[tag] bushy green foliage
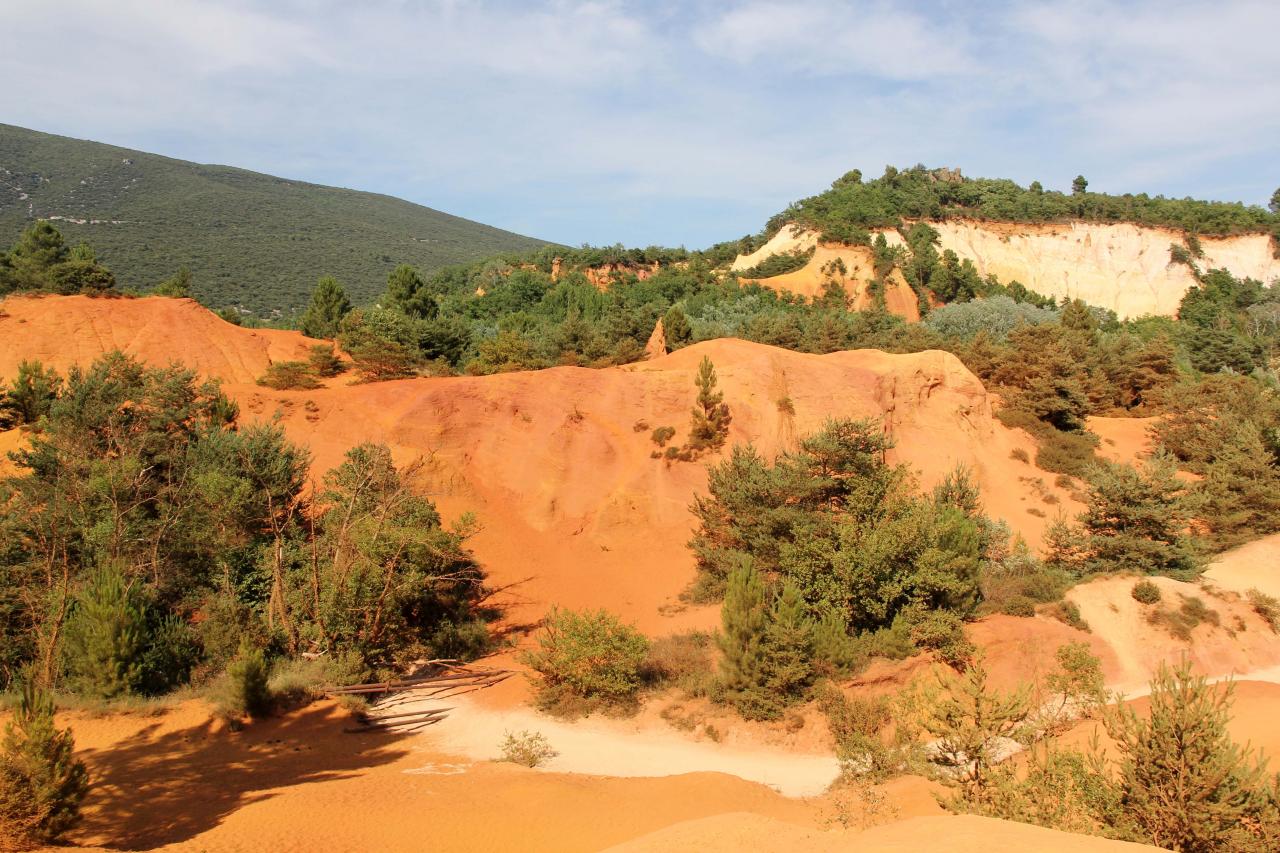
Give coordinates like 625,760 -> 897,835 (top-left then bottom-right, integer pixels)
521,608 -> 649,713
921,658 -> 1031,803
0,352 -> 493,697
692,420 -> 984,634
772,164 -> 1277,245
0,124 -> 544,315
61,565 -> 149,699
1131,579 -> 1162,604
1048,455 -> 1201,577
256,361 -> 322,390
1106,663 -> 1280,850
2,360 -> 62,426
299,276 -> 352,339
306,344 -> 345,377
942,660 -> 1280,849
288,444 -> 490,671
0,220 -> 115,296
1195,423 -> 1280,550
152,266 -> 192,298
217,642 -> 271,720
736,247 -> 815,278
0,682 -> 89,847
661,306 -> 692,350
498,730 -> 557,767
679,356 -> 731,457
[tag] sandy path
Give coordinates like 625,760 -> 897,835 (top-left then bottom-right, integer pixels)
406,695 -> 841,797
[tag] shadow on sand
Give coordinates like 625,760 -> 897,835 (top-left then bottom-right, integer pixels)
72,702 -> 414,850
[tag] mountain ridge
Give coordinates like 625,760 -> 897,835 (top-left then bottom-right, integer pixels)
0,123 -> 548,315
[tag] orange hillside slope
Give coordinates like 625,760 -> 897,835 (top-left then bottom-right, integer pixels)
0,296 -> 1075,632
732,227 -> 920,321
0,295 -> 323,384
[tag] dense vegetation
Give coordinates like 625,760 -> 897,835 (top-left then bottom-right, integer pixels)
0,123 -> 544,316
771,164 -> 1280,247
0,352 -> 495,698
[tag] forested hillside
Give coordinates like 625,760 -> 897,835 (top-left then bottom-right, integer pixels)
0,124 -> 546,316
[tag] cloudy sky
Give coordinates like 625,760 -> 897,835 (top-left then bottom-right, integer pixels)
3,0 -> 1277,247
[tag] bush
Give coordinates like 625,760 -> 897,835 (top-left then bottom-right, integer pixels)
1131,580 -> 1161,605
257,361 -> 321,390
498,730 -> 557,768
521,608 -> 649,714
306,344 -> 345,377
908,611 -> 975,669
1044,600 -> 1090,633
640,632 -> 715,696
817,683 -> 909,781
216,643 -> 271,720
1247,588 -> 1280,632
650,425 -> 676,447
977,545 -> 1070,617
1033,429 -> 1100,478
0,682 -> 90,847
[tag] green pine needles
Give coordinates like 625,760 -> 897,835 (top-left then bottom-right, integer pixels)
0,682 -> 90,847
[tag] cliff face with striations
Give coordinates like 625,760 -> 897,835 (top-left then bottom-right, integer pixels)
738,222 -> 1280,319
882,221 -> 1280,318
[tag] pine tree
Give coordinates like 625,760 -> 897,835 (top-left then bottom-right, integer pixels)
686,356 -> 731,453
4,360 -> 61,425
299,276 -> 352,339
62,566 -> 148,699
716,563 -> 773,718
0,681 -> 90,846
153,266 -> 192,298
922,657 -> 1031,805
763,580 -> 815,700
1198,423 -> 1280,550
1079,454 -> 1200,576
662,306 -> 692,350
1105,661 -> 1280,851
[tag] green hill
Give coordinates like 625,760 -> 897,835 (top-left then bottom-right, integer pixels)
0,124 -> 547,317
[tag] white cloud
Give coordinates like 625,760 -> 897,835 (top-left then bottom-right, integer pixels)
0,0 -> 1274,246
694,1 -> 974,80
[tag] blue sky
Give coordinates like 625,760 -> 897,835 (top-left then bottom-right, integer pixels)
3,0 -> 1277,248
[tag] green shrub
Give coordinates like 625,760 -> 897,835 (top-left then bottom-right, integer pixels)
640,631 -> 715,696
1033,429 -> 1100,478
977,546 -> 1070,617
498,730 -> 557,768
737,247 -> 815,278
817,682 -> 909,781
908,610 -> 975,669
0,682 -> 90,847
650,425 -> 676,447
257,361 -> 321,390
1001,597 -> 1037,618
521,608 -> 649,713
1044,600 -> 1090,633
137,613 -> 201,695
1246,588 -> 1280,632
1131,580 -> 1161,605
61,565 -> 148,699
216,643 -> 271,720
306,344 -> 345,377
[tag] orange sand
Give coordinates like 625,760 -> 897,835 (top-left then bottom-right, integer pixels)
0,295 -> 1077,636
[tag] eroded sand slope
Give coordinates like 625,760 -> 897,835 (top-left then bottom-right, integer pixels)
736,222 -> 1280,319
0,295 -> 1074,632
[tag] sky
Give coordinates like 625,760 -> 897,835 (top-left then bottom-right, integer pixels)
2,0 -> 1277,248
